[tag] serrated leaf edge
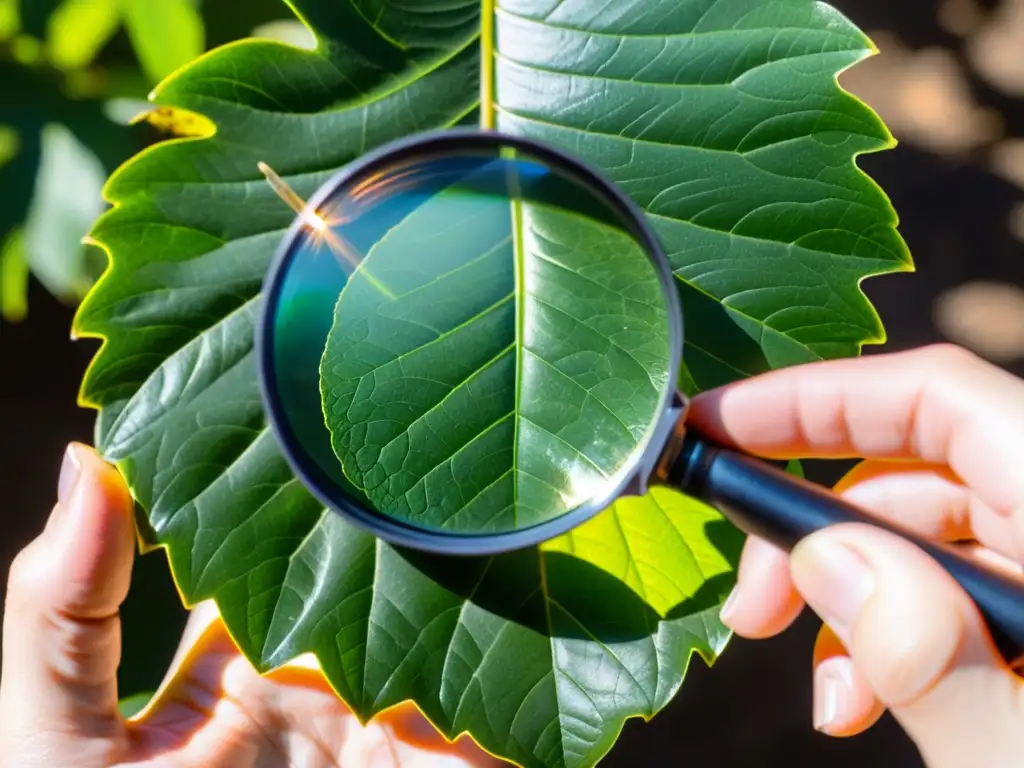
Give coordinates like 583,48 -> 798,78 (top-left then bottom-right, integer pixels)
70,4 -> 913,766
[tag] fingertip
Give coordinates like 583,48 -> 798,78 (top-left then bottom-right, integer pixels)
793,524 -> 972,708
812,625 -> 886,737
53,445 -> 136,620
720,537 -> 804,638
688,374 -> 804,458
76,444 -> 133,514
48,444 -> 132,535
687,387 -> 732,444
688,383 -> 776,451
0,445 -> 135,730
812,655 -> 886,738
796,525 -> 1024,763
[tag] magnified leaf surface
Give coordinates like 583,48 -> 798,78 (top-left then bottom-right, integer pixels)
320,186 -> 673,532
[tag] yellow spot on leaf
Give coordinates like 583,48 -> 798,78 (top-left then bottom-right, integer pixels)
135,106 -> 215,138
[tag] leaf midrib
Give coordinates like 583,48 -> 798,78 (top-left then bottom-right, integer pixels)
510,191 -> 525,529
480,0 -> 496,129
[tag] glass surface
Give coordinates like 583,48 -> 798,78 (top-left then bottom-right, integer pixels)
265,142 -> 674,536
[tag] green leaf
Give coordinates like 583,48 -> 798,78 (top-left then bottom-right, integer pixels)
321,191 -> 673,531
23,123 -> 108,302
491,0 -> 911,382
0,123 -> 17,164
0,0 -> 17,41
0,105 -> 42,264
47,0 -> 122,71
76,1 -> 911,766
123,0 -> 204,84
0,228 -> 28,322
117,691 -> 155,719
0,64 -> 147,318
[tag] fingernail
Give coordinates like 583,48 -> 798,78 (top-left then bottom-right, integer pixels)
791,536 -> 874,644
58,443 -> 84,509
719,586 -> 740,627
813,657 -> 854,732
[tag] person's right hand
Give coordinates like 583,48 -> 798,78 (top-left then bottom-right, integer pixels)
688,344 -> 1024,768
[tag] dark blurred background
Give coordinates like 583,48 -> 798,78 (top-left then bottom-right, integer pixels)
2,0 -> 1023,765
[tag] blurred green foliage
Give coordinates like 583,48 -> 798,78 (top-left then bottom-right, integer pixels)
0,0 -> 296,704
0,0 -> 295,322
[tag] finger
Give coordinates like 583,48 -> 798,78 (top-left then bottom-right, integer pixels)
131,601 -> 227,725
834,460 -> 974,540
136,601 -> 500,767
688,344 -> 1024,521
131,602 -> 262,763
720,537 -> 803,639
723,456 -> 1002,639
791,523 -> 1024,768
834,459 -> 1024,564
811,624 -> 885,737
0,444 -> 135,737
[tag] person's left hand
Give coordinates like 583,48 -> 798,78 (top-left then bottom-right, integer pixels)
0,443 -> 501,768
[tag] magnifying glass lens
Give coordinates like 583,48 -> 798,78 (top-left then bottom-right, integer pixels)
264,137 -> 675,541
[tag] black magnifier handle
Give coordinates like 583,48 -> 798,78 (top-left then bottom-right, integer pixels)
665,432 -> 1024,672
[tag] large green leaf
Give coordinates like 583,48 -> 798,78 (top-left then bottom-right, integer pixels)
76,1 -> 910,766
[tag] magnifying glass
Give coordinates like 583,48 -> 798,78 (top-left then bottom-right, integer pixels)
257,129 -> 1024,668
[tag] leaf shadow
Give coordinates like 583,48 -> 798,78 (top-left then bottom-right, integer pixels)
396,515 -> 744,643
665,517 -> 743,620
677,279 -> 773,391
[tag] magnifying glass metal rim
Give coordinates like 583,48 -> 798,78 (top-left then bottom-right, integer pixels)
257,127 -> 686,555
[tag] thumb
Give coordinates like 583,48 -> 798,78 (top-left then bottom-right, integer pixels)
1,444 -> 135,742
791,524 -> 1024,768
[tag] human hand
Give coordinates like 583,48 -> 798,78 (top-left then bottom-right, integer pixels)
688,344 -> 1024,767
0,444 -> 502,768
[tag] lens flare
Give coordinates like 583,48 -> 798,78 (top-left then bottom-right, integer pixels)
259,162 -> 395,299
